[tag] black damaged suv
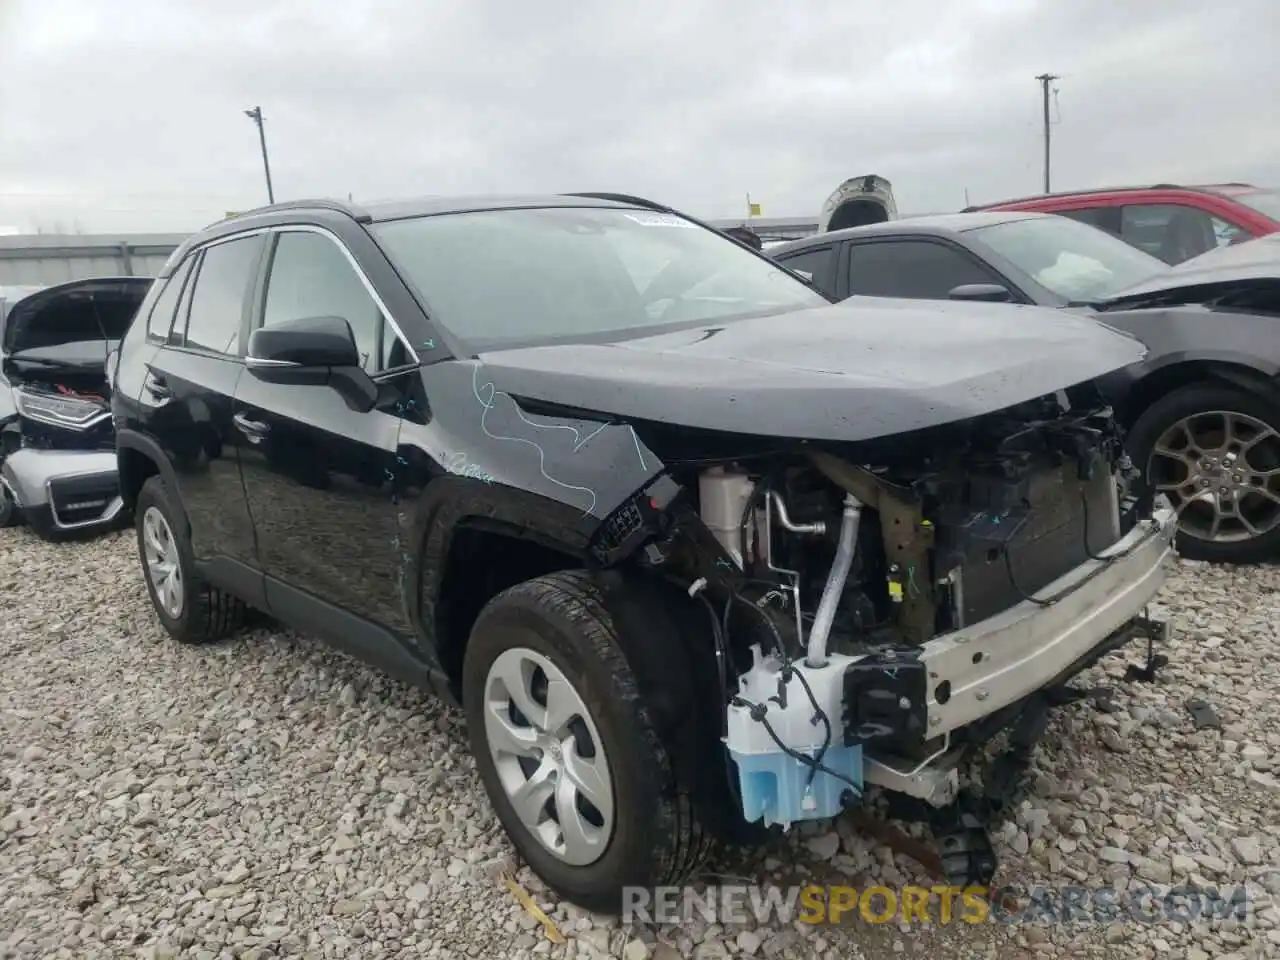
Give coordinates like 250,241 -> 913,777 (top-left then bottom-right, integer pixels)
111,194 -> 1175,909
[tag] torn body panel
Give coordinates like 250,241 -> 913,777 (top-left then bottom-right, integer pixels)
667,386 -> 1173,867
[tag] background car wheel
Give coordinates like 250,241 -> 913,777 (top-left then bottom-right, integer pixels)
1128,382 -> 1280,563
462,570 -> 713,911
0,481 -> 21,528
135,476 -> 245,644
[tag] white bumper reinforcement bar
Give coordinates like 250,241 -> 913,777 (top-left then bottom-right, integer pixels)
919,500 -> 1178,738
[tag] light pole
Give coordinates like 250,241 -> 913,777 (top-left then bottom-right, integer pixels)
243,106 -> 276,204
1035,74 -> 1059,194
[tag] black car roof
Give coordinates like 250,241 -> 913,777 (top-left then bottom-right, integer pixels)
162,193 -> 658,276
769,210 -> 1050,255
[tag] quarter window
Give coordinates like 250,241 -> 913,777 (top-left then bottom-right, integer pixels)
147,257 -> 195,340
182,236 -> 262,354
261,231 -> 406,374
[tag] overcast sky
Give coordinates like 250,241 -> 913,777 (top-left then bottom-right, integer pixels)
1,0 -> 1277,234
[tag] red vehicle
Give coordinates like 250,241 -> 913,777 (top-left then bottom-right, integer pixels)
968,183 -> 1280,265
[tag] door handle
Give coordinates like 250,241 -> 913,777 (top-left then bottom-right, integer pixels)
143,370 -> 171,400
233,412 -> 271,443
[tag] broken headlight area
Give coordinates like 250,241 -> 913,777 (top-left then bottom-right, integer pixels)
621,385 -> 1175,885
12,384 -> 114,450
14,383 -> 110,429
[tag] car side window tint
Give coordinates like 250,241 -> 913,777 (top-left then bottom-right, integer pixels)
182,236 -> 261,354
262,231 -> 404,375
1119,204 -> 1239,265
146,257 -> 195,340
1056,207 -> 1122,235
776,246 -> 834,296
845,240 -> 1000,300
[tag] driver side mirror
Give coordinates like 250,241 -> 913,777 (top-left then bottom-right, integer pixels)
245,315 -> 377,413
948,282 -> 1013,303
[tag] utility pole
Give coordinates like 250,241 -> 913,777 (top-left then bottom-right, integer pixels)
1035,74 -> 1058,194
243,106 -> 276,204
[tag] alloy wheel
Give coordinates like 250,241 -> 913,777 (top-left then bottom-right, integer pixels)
482,647 -> 615,866
1148,409 -> 1280,543
142,506 -> 185,618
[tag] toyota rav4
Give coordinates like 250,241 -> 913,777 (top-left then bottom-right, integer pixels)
110,193 -> 1177,910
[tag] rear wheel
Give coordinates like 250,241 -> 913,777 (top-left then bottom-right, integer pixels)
135,476 -> 245,644
462,570 -> 712,911
1128,382 -> 1280,564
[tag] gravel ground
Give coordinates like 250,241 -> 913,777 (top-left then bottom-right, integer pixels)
2,526 -> 1279,959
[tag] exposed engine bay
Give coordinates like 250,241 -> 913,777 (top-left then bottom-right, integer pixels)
609,381 -> 1175,885
697,386 -> 1137,661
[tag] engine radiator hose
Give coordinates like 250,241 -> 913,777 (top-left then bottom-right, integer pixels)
806,493 -> 862,667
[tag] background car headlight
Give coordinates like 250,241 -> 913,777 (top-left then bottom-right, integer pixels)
13,386 -> 110,430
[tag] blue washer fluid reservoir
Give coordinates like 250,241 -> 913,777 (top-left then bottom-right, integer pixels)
724,646 -> 864,829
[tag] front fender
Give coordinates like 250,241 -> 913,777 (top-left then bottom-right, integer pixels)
1099,305 -> 1280,379
1091,305 -> 1280,421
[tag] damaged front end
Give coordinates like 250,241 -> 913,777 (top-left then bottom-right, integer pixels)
0,277 -> 150,536
606,382 -> 1177,887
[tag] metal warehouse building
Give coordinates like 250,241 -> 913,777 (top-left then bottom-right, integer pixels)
0,217 -> 821,287
0,234 -> 187,285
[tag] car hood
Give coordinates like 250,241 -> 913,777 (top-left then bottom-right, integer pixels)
1,276 -> 151,355
1099,233 -> 1280,309
817,174 -> 898,233
7,339 -> 121,371
476,297 -> 1147,442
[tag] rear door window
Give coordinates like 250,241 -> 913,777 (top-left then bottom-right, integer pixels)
1119,204 -> 1245,264
1056,207 -> 1122,235
180,236 -> 263,355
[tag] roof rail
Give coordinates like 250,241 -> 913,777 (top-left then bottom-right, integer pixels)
973,181 -> 1265,211
212,197 -> 372,225
563,192 -> 672,213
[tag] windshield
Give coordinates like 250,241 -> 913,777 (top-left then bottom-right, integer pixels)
1233,190 -> 1280,224
967,215 -> 1165,301
371,206 -> 827,349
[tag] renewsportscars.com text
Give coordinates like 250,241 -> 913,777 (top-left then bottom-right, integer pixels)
622,883 -> 1249,927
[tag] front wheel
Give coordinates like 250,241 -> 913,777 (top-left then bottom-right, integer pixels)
1128,382 -> 1280,564
462,570 -> 711,911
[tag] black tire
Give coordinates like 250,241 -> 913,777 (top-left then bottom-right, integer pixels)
1128,381 -> 1280,564
462,570 -> 714,911
135,475 -> 245,644
0,482 -> 21,528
